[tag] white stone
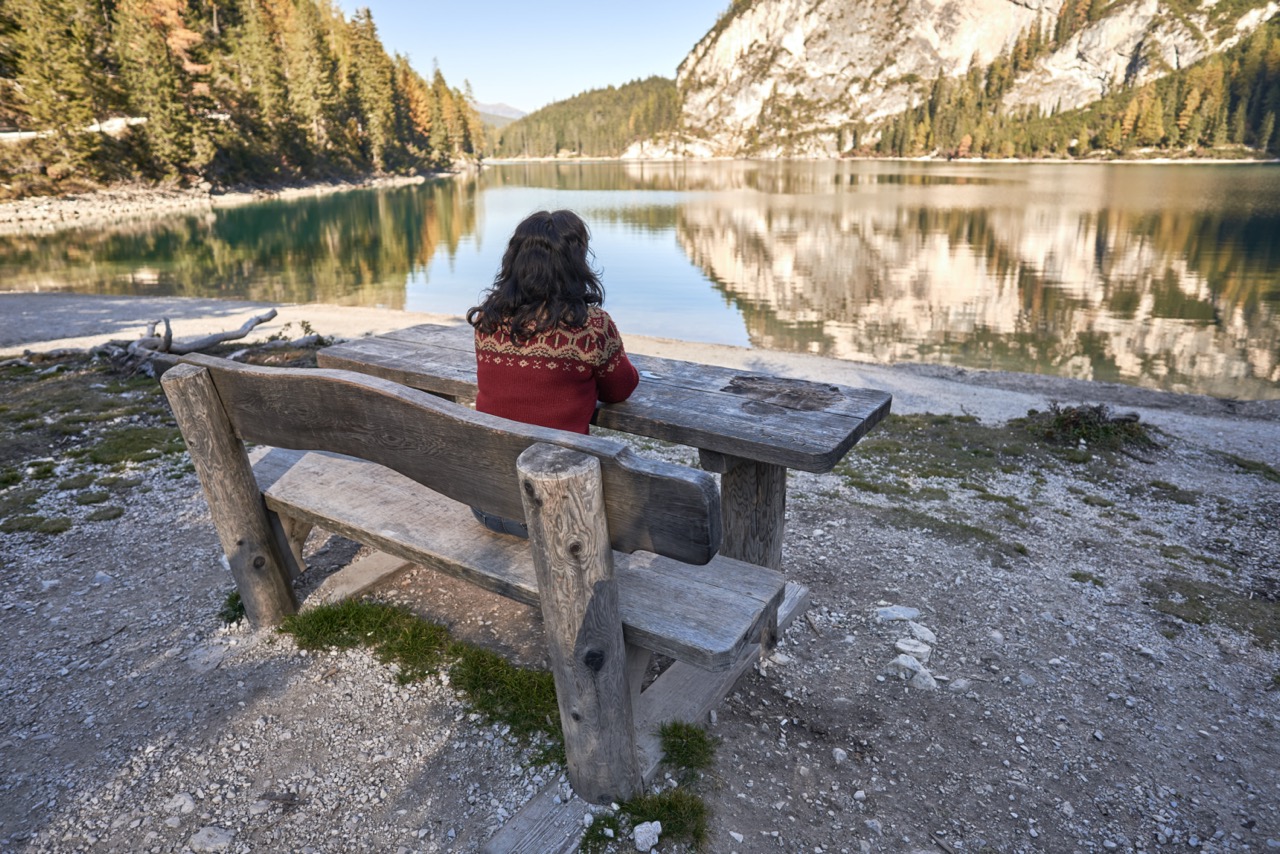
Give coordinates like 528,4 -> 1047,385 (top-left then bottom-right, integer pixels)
875,605 -> 920,622
730,830 -> 745,843
907,621 -> 936,644
634,820 -> 662,850
832,747 -> 848,765
164,793 -> 196,814
189,826 -> 234,852
895,638 -> 932,663
885,654 -> 923,679
908,668 -> 938,690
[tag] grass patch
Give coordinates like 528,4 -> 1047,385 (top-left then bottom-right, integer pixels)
73,490 -> 110,505
0,487 -> 40,518
626,790 -> 709,849
1070,571 -> 1106,587
1148,480 -> 1200,505
86,506 -> 124,522
0,468 -> 20,487
1082,494 -> 1115,507
282,600 -> 561,755
1144,576 -> 1280,649
1014,404 -> 1159,453
0,514 -> 72,534
57,473 -> 96,490
1216,452 -> 1280,484
659,721 -> 718,773
219,590 -> 246,625
880,506 -> 1028,562
29,461 -> 56,479
87,427 -> 185,465
97,475 -> 143,490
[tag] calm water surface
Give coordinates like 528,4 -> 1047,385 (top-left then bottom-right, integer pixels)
3,161 -> 1278,399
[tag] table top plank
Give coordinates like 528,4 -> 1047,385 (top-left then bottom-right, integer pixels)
319,323 -> 892,473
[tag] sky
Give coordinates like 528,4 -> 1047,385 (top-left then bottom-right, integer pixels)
334,1 -> 729,114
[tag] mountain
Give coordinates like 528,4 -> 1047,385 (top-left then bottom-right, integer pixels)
494,77 -> 680,158
671,0 -> 1280,157
478,111 -> 518,130
473,102 -> 527,120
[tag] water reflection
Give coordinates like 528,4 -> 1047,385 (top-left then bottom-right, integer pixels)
0,179 -> 478,307
1,161 -> 1277,399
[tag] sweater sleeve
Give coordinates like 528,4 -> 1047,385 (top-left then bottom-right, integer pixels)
593,312 -> 640,404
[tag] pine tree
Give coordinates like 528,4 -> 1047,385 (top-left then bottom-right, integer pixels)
347,9 -> 396,170
114,0 -> 199,176
283,0 -> 339,158
9,0 -> 113,171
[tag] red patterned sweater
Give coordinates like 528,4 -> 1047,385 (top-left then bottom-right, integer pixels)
474,307 -> 640,434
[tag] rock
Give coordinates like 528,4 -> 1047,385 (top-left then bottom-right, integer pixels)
634,820 -> 662,850
895,638 -> 932,663
730,830 -> 745,843
885,654 -> 924,679
582,812 -> 594,828
164,793 -> 196,814
908,668 -> 938,690
876,605 -> 920,622
907,621 -> 936,644
189,826 -> 234,852
865,818 -> 883,836
948,678 -> 972,692
92,571 -> 114,585
832,747 -> 848,765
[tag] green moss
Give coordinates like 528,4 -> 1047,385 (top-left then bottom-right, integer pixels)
282,601 -> 561,755
1144,576 -> 1280,649
73,490 -> 110,505
1082,494 -> 1115,507
0,468 -> 21,487
1070,571 -> 1106,587
86,506 -> 124,522
87,427 -> 185,465
1,514 -> 72,534
57,473 -> 95,490
97,475 -> 143,490
1215,452 -> 1280,484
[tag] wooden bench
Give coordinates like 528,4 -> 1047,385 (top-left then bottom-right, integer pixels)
161,353 -> 786,804
318,323 -> 893,571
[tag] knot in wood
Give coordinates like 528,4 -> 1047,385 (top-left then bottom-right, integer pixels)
568,540 -> 583,557
521,479 -> 542,506
583,648 -> 605,672
253,555 -> 266,570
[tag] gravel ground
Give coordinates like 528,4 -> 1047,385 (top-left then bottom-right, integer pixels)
2,346 -> 1278,853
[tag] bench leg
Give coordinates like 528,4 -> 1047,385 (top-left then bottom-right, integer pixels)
518,443 -> 642,805
625,645 -> 653,712
162,364 -> 298,627
273,514 -> 312,581
699,451 -> 787,570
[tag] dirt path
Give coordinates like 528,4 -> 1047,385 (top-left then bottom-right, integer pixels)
1,296 -> 1278,853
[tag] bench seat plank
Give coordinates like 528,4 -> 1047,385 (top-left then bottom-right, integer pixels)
252,448 -> 785,672
318,324 -> 893,472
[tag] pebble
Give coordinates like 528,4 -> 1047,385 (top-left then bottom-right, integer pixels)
730,830 -> 745,843
885,654 -> 924,678
907,621 -> 936,643
832,747 -> 848,765
189,826 -> 234,852
876,605 -> 920,622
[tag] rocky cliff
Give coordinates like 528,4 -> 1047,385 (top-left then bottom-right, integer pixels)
671,0 -> 1279,157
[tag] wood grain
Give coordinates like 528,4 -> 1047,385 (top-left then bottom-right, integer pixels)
318,323 -> 893,472
180,353 -> 720,565
161,364 -> 297,627
251,448 -> 785,671
718,457 -> 788,569
518,443 -> 641,804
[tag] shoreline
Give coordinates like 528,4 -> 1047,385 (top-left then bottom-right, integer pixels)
0,173 -> 448,238
3,292 -> 1276,467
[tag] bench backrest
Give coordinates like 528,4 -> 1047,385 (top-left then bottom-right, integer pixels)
170,354 -> 721,564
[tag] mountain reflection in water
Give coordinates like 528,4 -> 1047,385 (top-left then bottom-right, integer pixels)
1,161 -> 1276,399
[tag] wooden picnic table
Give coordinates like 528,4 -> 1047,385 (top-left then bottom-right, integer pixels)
318,323 -> 892,571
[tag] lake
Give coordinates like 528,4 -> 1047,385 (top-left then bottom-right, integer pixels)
2,160 -> 1278,400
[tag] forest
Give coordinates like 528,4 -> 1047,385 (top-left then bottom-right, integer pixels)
864,13 -> 1280,158
0,0 -> 485,198
494,76 -> 680,158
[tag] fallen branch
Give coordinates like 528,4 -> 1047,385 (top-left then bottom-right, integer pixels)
168,309 -> 276,355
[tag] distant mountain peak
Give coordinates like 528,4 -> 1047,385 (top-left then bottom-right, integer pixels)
473,102 -> 526,120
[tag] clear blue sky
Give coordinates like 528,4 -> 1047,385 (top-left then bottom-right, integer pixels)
334,1 -> 729,113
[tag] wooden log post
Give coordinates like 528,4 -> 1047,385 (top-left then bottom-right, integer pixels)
517,443 -> 642,804
699,450 -> 787,570
161,363 -> 298,627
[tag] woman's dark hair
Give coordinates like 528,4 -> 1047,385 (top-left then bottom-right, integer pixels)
466,210 -> 605,343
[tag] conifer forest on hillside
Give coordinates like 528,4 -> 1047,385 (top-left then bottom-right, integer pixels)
0,0 -> 484,198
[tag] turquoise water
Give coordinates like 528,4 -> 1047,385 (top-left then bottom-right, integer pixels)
2,160 -> 1278,399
